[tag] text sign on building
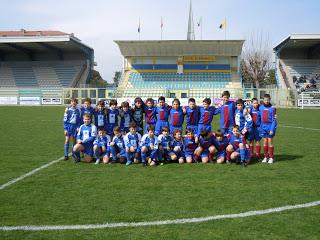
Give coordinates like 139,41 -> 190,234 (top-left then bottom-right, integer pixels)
183,56 -> 215,62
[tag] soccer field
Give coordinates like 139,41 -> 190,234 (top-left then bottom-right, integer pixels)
0,107 -> 319,239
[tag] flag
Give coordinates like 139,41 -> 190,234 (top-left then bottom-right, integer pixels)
197,17 -> 202,27
161,16 -> 163,29
138,19 -> 141,33
219,19 -> 226,29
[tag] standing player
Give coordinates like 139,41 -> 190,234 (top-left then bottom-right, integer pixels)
80,98 -> 95,124
144,98 -> 157,134
106,100 -> 119,136
198,98 -> 219,135
73,113 -> 97,163
183,98 -> 200,136
215,91 -> 236,135
259,94 -> 277,163
247,98 -> 262,159
169,98 -> 184,134
94,100 -> 107,131
235,98 -> 253,138
155,96 -> 170,136
119,101 -> 132,134
63,98 -> 82,160
132,97 -> 144,135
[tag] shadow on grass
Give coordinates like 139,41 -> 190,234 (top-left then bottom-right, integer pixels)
249,154 -> 303,165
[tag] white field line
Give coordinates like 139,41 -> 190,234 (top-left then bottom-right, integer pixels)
279,125 -> 320,131
0,200 -> 319,231
0,156 -> 65,191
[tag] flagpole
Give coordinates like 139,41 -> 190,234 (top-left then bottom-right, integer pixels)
161,16 -> 163,40
138,17 -> 141,40
201,18 -> 203,40
224,17 -> 227,40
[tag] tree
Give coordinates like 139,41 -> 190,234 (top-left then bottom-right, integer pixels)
241,32 -> 272,88
88,69 -> 107,88
113,71 -> 121,87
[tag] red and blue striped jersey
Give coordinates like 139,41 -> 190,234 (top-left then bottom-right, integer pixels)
170,107 -> 184,127
185,106 -> 200,126
259,104 -> 277,132
199,106 -> 219,125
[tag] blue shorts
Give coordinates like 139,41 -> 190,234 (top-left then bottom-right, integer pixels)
248,127 -> 262,141
155,121 -> 169,135
170,125 -> 183,135
221,128 -> 233,136
216,151 -> 226,158
65,124 -> 77,138
201,149 -> 209,158
112,145 -> 126,158
186,125 -> 198,135
185,151 -> 194,158
259,125 -> 276,138
197,124 -> 211,136
172,149 -> 185,159
82,142 -> 93,156
106,123 -> 117,135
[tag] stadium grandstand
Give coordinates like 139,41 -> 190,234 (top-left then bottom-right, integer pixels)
274,34 -> 320,94
0,30 -> 94,102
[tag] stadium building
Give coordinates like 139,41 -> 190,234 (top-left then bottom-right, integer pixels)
274,33 -> 320,94
0,30 -> 94,104
115,3 -> 245,99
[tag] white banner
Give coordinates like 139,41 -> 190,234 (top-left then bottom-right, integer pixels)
41,98 -> 62,105
20,96 -> 40,106
297,99 -> 320,107
0,96 -> 18,105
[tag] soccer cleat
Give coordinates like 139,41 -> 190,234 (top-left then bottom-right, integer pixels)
95,159 -> 100,165
262,157 -> 268,163
141,161 -> 147,167
241,161 -> 247,167
126,161 -> 133,166
64,156 -> 69,161
268,158 -> 274,164
226,160 -> 231,164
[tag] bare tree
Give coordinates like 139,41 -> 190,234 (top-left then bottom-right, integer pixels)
241,31 -> 272,88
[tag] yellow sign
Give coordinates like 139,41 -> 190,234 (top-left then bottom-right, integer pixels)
183,56 -> 215,62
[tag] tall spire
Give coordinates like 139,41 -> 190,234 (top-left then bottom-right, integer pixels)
187,0 -> 195,40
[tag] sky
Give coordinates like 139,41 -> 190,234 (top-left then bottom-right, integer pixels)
0,0 -> 319,82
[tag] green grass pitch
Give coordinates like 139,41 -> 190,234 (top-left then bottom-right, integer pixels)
0,106 -> 319,239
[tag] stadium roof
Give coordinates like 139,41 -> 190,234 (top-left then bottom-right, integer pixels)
0,30 -> 93,54
115,40 -> 245,57
274,33 -> 320,53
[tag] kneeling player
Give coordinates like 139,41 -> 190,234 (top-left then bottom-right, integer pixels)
73,113 -> 97,163
93,129 -> 111,164
170,129 -> 185,164
124,122 -> 142,165
226,125 -> 250,166
213,129 -> 230,164
140,125 -> 159,166
183,128 -> 197,164
110,127 -> 126,164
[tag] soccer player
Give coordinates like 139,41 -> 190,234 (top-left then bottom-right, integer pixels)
169,98 -> 184,134
110,126 -> 126,164
119,101 -> 132,134
124,122 -> 142,165
63,98 -> 81,160
73,113 -> 97,163
247,98 -> 262,159
213,129 -> 230,164
94,100 -> 107,131
235,98 -> 253,138
215,91 -> 236,135
226,125 -> 250,166
183,128 -> 198,164
183,98 -> 200,136
198,98 -> 219,135
197,129 -> 216,164
93,129 -> 111,164
106,99 -> 119,136
140,125 -> 159,166
132,97 -> 144,135
80,98 -> 94,124
170,129 -> 185,164
157,126 -> 174,163
155,96 -> 170,136
144,98 -> 157,134
259,94 -> 277,163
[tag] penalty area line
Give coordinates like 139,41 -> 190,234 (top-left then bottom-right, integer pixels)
279,125 -> 320,131
0,155 -> 67,191
0,200 -> 319,231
